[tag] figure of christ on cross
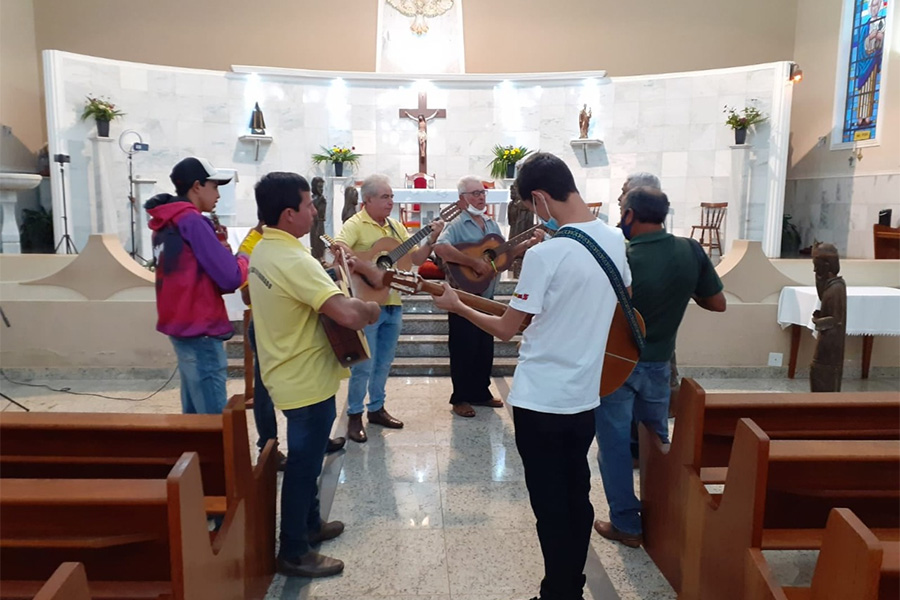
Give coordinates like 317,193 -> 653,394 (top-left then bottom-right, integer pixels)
399,92 -> 446,173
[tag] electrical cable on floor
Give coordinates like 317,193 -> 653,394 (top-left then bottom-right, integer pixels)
0,368 -> 178,403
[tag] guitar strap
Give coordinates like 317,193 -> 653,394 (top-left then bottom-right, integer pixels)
552,227 -> 646,352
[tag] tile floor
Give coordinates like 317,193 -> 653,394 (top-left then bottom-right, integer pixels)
1,373 -> 897,599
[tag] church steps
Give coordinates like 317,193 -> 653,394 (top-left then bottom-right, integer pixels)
226,357 -> 518,378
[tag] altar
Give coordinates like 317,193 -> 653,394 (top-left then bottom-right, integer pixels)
390,188 -> 510,227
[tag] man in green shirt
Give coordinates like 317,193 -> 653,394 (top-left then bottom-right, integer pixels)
594,186 -> 726,548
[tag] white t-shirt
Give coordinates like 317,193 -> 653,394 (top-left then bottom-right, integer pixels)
507,219 -> 631,415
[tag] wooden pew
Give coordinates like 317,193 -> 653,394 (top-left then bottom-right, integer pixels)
745,508 -> 899,600
679,419 -> 900,600
31,563 -> 92,600
0,452 -> 245,600
0,396 -> 276,600
639,379 -> 900,590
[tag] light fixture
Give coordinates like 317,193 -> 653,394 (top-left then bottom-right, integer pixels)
790,63 -> 803,83
386,0 -> 454,35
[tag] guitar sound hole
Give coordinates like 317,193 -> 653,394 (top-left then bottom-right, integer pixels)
483,249 -> 497,261
375,256 -> 393,270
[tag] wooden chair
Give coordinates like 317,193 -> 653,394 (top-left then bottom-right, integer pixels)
404,172 -> 435,189
32,563 -> 92,600
399,204 -> 421,230
587,202 -> 603,217
680,418 -> 900,600
640,379 -> 900,591
0,452 -> 246,600
690,202 -> 727,257
874,224 -> 900,259
745,508 -> 898,600
0,396 -> 277,600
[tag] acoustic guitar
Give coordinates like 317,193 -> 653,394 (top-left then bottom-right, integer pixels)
318,251 -> 372,368
324,201 -> 463,303
385,270 -> 645,396
444,223 -> 550,294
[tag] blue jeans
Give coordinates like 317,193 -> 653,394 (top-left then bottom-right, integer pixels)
247,320 -> 277,450
169,335 -> 227,415
346,305 -> 402,415
594,361 -> 671,535
279,396 -> 336,560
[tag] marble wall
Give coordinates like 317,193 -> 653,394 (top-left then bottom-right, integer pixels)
784,173 -> 900,258
44,51 -> 786,256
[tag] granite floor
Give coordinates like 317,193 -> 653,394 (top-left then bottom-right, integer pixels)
1,372 -> 898,599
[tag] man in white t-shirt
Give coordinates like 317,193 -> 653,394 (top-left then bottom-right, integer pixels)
432,152 -> 630,600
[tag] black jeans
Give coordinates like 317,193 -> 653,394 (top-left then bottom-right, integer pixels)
514,406 -> 595,600
448,312 -> 494,405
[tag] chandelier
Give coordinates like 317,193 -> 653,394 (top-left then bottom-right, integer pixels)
386,0 -> 454,35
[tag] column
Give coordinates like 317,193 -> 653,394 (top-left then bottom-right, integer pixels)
88,134 -> 119,238
727,145 -> 754,254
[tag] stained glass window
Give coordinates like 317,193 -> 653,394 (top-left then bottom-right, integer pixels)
840,0 -> 888,143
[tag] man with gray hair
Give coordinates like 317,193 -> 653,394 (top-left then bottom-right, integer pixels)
619,172 -> 661,205
433,175 -> 541,417
334,174 -> 444,442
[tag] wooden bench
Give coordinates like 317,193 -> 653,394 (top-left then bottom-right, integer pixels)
639,378 -> 900,590
29,563 -> 92,600
0,396 -> 276,600
679,418 -> 900,600
0,452 -> 244,600
745,508 -> 899,600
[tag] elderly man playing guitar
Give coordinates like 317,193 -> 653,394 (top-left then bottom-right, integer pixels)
433,175 -> 543,418
432,153 -> 634,600
332,173 -> 445,443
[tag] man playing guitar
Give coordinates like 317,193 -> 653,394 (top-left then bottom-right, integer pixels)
248,172 -> 381,578
433,175 -> 542,418
432,153 -> 630,600
332,174 -> 444,443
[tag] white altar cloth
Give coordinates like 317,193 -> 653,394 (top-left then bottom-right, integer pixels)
777,286 -> 900,336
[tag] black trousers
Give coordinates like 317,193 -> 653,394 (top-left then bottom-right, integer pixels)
514,406 -> 595,600
448,312 -> 494,405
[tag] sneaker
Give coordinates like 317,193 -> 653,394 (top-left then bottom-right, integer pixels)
593,519 -> 642,548
277,551 -> 343,578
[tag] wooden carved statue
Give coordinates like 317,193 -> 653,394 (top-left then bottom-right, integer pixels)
341,186 -> 359,223
506,182 -> 534,278
810,243 -> 847,392
578,104 -> 592,139
310,177 -> 327,260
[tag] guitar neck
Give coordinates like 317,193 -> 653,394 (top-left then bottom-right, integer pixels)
415,278 -> 508,318
491,224 -> 547,256
385,203 -> 462,265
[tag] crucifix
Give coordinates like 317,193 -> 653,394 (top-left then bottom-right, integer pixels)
399,92 -> 446,173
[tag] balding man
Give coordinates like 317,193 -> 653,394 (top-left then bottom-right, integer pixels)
433,176 -> 540,418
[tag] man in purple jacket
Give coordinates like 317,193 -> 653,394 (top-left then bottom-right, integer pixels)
145,157 -> 249,414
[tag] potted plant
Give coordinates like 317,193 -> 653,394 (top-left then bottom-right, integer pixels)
723,105 -> 767,145
488,145 -> 533,179
312,146 -> 360,177
80,95 -> 125,138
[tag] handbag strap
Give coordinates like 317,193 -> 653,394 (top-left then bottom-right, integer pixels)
553,227 -> 645,352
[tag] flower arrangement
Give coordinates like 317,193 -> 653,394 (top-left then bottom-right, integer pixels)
488,145 -> 533,179
311,146 -> 360,166
80,96 -> 125,122
723,105 -> 767,130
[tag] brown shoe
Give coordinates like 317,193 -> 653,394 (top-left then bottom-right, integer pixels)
326,437 -> 346,454
347,413 -> 367,443
367,408 -> 403,429
593,519 -> 642,548
309,520 -> 344,545
275,449 -> 287,472
277,551 -> 344,578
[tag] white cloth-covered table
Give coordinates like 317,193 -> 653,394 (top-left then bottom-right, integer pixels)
777,286 -> 900,336
391,188 -> 510,226
777,285 -> 900,379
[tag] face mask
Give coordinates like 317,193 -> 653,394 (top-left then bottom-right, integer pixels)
618,210 -> 633,240
466,205 -> 486,216
535,194 -> 559,232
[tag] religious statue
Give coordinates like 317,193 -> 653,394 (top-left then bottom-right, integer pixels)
249,102 -> 266,135
310,177 -> 327,260
809,243 -> 847,392
404,111 -> 439,161
506,182 -> 534,278
341,186 -> 359,223
578,104 -> 592,139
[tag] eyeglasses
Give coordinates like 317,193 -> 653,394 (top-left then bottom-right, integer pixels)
464,190 -> 487,197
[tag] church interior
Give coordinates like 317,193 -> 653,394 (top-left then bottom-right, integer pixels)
0,0 -> 898,599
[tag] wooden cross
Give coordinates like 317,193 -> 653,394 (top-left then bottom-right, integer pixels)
399,92 -> 446,173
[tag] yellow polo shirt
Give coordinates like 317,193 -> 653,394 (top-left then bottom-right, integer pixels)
248,227 -> 349,410
335,208 -> 411,306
